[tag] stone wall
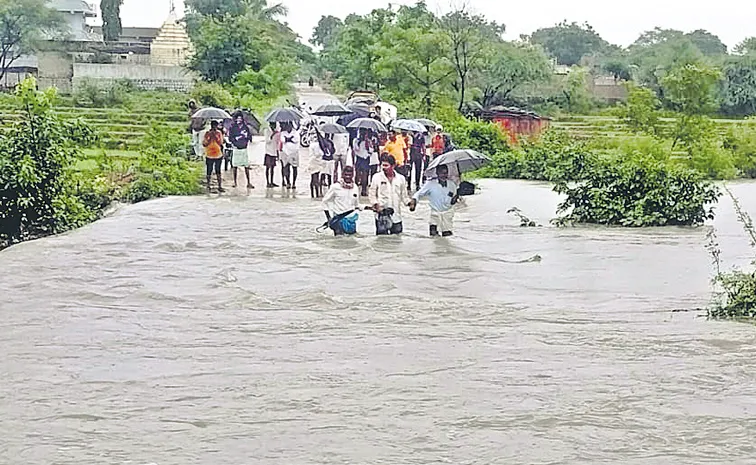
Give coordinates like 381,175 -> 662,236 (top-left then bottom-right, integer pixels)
72,63 -> 196,92
38,52 -> 74,93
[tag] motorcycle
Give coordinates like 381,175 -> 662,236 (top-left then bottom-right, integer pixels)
299,120 -> 316,148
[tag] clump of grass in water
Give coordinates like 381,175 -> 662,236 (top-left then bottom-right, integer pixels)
708,185 -> 756,320
507,207 -> 539,227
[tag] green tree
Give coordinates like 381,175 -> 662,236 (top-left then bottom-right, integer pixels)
186,0 -> 302,84
734,37 -> 756,55
0,0 -> 64,82
376,6 -> 453,113
319,8 -> 393,90
0,78 -> 95,247
559,67 -> 593,113
619,84 -> 662,135
661,63 -> 722,149
628,28 -> 704,98
100,0 -> 122,42
720,55 -> 756,116
528,21 -> 608,66
685,29 -> 727,56
311,15 -> 342,48
442,7 -> 504,111
474,41 -> 551,108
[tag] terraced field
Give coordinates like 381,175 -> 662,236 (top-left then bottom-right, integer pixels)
552,115 -> 756,139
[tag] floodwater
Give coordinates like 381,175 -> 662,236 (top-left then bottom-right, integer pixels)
3,90 -> 756,464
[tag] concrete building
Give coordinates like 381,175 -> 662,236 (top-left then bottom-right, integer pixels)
53,0 -> 100,41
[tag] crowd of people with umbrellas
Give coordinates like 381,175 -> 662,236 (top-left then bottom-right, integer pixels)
187,98 -> 491,237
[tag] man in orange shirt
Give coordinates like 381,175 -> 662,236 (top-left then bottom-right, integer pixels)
431,126 -> 445,160
203,120 -> 225,192
383,132 -> 406,167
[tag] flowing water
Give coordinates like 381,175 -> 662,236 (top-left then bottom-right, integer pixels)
3,89 -> 756,464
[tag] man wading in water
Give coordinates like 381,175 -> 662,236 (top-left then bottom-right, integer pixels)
203,120 -> 225,192
410,164 -> 459,236
322,166 -> 360,235
369,153 -> 410,235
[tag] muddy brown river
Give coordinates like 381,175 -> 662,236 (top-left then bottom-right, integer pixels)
3,88 -> 756,464
3,178 -> 756,464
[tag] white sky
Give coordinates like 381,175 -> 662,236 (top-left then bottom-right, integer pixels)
120,0 -> 754,49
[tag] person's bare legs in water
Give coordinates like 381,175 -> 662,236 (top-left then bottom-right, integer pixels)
310,171 -> 321,198
291,166 -> 298,190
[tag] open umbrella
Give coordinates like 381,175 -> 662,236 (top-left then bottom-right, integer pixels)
320,123 -> 348,134
338,103 -> 371,126
424,149 -> 491,180
191,107 -> 232,121
265,107 -> 302,123
391,119 -> 427,133
347,118 -> 387,133
312,102 -> 351,117
223,109 -> 261,135
416,118 -> 439,130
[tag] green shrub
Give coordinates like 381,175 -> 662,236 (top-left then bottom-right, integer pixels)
723,121 -> 756,178
140,123 -> 192,158
121,149 -> 203,203
553,156 -> 720,227
73,79 -> 131,108
708,187 -> 756,320
0,78 -> 99,248
433,106 -> 510,156
191,81 -> 233,108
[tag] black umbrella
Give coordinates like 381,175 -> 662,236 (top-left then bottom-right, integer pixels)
191,107 -> 232,121
312,102 -> 351,117
416,118 -> 439,130
347,117 -> 387,133
337,104 -> 371,126
223,109 -> 261,135
320,123 -> 349,134
265,107 -> 302,123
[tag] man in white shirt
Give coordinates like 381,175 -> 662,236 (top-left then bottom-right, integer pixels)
369,153 -> 410,235
322,166 -> 360,235
332,132 -> 350,180
264,122 -> 280,188
409,164 -> 459,237
279,122 -> 300,190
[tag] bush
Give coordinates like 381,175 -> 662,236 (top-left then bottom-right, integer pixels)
708,187 -> 756,320
723,121 -> 756,178
191,81 -> 233,108
0,78 -> 99,248
477,130 -> 594,182
553,156 -> 720,227
140,123 -> 192,158
433,107 -> 510,156
121,149 -> 203,203
73,79 -> 131,108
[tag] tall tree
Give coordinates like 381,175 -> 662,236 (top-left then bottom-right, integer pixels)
685,29 -> 727,56
442,7 -> 504,111
528,21 -> 608,66
735,37 -> 756,55
100,0 -> 122,42
628,29 -> 704,98
0,0 -> 64,82
376,3 -> 453,113
473,42 -> 551,108
311,15 -> 342,48
720,55 -> 756,116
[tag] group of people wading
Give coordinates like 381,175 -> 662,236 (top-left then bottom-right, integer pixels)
264,119 -> 459,237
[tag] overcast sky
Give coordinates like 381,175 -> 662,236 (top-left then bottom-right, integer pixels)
121,0 -> 754,49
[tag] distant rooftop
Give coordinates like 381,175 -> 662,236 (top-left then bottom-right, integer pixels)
91,26 -> 160,42
51,0 -> 96,16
